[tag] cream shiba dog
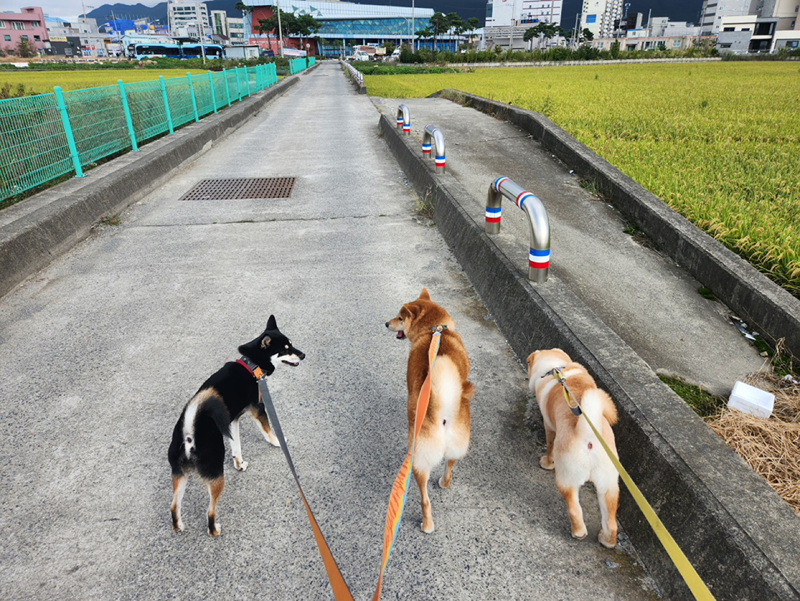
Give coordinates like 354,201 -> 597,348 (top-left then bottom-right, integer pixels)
527,348 -> 620,548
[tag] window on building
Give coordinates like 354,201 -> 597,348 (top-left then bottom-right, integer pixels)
673,40 -> 682,47
34,35 -> 41,41
3,35 -> 10,41
586,14 -> 597,24
21,35 -> 29,41
723,26 -> 735,31
13,21 -> 25,30
30,21 -> 40,28
755,22 -> 774,35
0,21 -> 6,28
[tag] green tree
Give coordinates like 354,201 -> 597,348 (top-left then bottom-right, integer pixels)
524,22 -> 563,50
429,12 -> 449,52
582,28 -> 594,43
610,39 -> 620,59
15,38 -> 35,58
295,13 -> 320,54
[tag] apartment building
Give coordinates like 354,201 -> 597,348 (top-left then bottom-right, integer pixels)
484,0 -> 563,51
167,0 -> 210,37
580,0 -> 623,39
0,6 -> 48,54
210,10 -> 245,44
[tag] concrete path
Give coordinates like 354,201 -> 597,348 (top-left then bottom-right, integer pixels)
372,96 -> 765,396
0,62 -> 657,599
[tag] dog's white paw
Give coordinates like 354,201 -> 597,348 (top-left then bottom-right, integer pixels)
437,476 -> 450,488
421,522 -> 435,534
172,521 -> 184,532
209,523 -> 221,537
267,431 -> 281,447
572,527 -> 588,541
234,457 -> 248,471
598,531 -> 617,549
539,456 -> 555,470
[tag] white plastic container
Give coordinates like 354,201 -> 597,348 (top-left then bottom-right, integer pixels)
728,381 -> 775,419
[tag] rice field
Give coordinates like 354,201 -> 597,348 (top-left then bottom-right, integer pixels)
365,63 -> 800,296
0,69 -> 209,94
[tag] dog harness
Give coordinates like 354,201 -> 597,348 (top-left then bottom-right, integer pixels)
236,356 -> 265,380
544,367 -> 582,417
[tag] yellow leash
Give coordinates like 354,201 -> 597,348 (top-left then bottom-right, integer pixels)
549,368 -> 715,601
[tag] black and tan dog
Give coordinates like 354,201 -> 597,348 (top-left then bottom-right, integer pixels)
168,315 -> 304,536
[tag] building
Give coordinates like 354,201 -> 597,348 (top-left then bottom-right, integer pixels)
484,0 -> 563,51
167,0 -> 210,37
244,0 -> 443,57
211,10 -> 245,44
0,6 -> 48,55
581,0 -> 623,39
717,13 -> 800,53
48,16 -> 110,57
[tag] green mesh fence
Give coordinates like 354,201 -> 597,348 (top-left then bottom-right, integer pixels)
0,65 -> 280,203
164,76 -> 195,127
0,93 -> 72,200
192,74 -> 215,117
63,85 -> 131,166
125,79 -> 170,142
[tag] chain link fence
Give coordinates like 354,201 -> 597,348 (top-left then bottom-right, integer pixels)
0,61 -> 297,203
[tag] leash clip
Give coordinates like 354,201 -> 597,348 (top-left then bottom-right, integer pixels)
551,367 -> 582,417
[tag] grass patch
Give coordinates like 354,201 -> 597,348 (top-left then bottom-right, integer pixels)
415,189 -> 436,221
698,287 -> 717,301
660,375 -> 725,417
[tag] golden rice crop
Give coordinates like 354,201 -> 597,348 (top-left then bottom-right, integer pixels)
0,69 -> 209,94
365,63 -> 800,295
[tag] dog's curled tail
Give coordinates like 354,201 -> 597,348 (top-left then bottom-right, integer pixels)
462,381 -> 475,404
579,388 -> 618,427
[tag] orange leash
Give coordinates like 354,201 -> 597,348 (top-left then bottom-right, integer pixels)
372,327 -> 444,601
256,327 -> 444,601
258,378 -> 354,601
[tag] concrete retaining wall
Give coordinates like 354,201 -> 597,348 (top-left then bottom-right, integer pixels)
437,90 -> 800,360
0,76 -> 299,299
378,112 -> 800,600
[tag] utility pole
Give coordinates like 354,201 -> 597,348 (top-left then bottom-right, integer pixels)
412,0 -> 415,52
276,0 -> 284,57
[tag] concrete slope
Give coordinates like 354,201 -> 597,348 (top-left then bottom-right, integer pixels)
0,62 -> 656,600
372,96 -> 765,396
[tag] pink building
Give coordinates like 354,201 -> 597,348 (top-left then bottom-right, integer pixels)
0,7 -> 48,55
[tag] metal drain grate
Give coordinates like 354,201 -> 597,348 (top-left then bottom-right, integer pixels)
180,178 -> 296,200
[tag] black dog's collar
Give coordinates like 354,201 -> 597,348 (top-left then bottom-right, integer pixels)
429,325 -> 449,331
237,356 -> 265,379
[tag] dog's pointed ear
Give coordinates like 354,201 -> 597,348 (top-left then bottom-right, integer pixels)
419,288 -> 431,301
267,315 -> 277,331
261,335 -> 272,349
400,304 -> 416,321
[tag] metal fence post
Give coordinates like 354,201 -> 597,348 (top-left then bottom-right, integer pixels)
159,76 -> 174,135
118,80 -> 138,151
222,68 -> 232,107
54,86 -> 83,177
208,70 -> 218,114
187,73 -> 199,122
235,67 -> 242,101
243,65 -> 251,96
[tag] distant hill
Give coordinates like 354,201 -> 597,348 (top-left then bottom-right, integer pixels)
87,1 -> 246,25
87,0 -> 704,29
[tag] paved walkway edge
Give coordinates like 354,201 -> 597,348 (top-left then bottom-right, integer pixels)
436,89 -> 800,360
379,113 -> 800,601
0,76 -> 299,299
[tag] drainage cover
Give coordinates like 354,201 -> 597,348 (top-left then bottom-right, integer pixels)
180,178 -> 296,200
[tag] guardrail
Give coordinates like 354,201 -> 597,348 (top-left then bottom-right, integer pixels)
0,63 -> 279,203
396,104 -> 410,135
486,176 -> 550,282
422,125 -> 445,173
341,61 -> 363,84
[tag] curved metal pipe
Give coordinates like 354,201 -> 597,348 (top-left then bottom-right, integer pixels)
486,176 -> 550,283
396,105 -> 410,135
422,125 -> 446,174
